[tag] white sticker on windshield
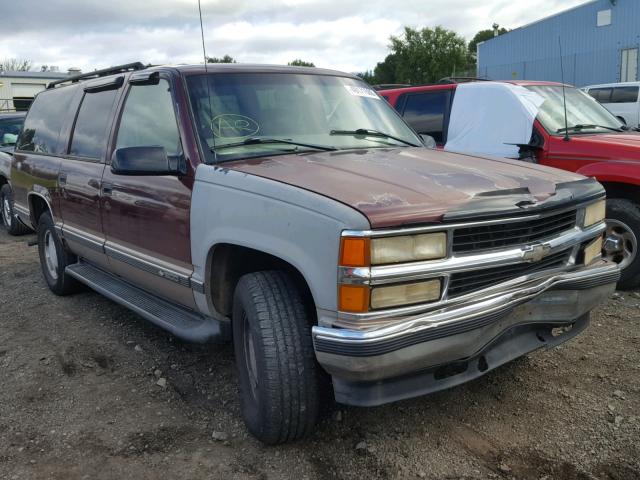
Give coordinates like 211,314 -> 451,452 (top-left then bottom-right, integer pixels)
344,85 -> 380,99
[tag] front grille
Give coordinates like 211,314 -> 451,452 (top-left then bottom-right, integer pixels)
448,249 -> 571,298
452,209 -> 577,253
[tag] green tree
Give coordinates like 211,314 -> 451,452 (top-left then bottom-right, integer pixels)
357,70 -> 376,85
287,59 -> 315,67
468,26 -> 508,56
207,55 -> 236,64
372,53 -> 401,84
383,26 -> 471,84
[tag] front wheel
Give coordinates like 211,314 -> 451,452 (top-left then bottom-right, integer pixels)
604,198 -> 640,290
232,271 -> 320,444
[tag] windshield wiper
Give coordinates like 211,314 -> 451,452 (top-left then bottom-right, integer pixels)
556,124 -> 624,133
330,128 -> 420,147
211,137 -> 337,152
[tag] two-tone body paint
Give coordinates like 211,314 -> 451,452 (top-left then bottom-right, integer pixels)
8,67 -> 204,309
224,147 -> 585,228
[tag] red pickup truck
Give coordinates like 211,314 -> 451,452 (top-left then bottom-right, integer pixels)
380,80 -> 640,289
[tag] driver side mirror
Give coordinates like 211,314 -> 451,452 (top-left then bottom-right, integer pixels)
111,146 -> 180,176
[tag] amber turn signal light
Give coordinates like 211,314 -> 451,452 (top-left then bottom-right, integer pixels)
340,237 -> 370,267
338,284 -> 370,313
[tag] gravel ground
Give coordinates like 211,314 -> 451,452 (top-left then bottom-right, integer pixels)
0,228 -> 639,480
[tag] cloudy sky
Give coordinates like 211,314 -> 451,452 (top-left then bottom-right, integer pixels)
1,0 -> 586,73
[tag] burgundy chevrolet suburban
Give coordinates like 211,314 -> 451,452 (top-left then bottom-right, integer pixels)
0,63 -> 618,444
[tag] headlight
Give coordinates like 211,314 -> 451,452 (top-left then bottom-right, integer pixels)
370,279 -> 442,309
371,232 -> 447,265
584,200 -> 606,227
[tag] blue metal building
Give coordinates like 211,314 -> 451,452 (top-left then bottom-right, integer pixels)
477,0 -> 640,87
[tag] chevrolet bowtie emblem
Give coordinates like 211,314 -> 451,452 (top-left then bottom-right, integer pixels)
522,243 -> 552,263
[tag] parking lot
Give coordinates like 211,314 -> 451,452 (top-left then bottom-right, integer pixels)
0,227 -> 639,480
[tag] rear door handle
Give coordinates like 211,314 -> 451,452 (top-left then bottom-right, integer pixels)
58,173 -> 67,185
101,183 -> 113,196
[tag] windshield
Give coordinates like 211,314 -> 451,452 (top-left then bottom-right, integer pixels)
525,85 -> 624,135
186,73 -> 421,162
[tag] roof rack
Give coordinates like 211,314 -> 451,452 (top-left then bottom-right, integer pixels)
437,76 -> 490,84
47,62 -> 146,89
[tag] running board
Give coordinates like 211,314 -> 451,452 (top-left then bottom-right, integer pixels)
66,262 -> 227,343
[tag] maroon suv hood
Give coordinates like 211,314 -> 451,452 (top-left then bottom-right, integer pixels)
226,148 -> 584,228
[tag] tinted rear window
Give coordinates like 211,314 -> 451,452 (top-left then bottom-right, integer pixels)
610,86 -> 639,103
69,89 -> 118,159
401,92 -> 449,143
17,87 -> 77,154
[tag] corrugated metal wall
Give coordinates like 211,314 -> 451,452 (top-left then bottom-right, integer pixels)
478,0 -> 640,86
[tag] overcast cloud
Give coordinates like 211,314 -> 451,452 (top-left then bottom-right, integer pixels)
0,0 -> 585,73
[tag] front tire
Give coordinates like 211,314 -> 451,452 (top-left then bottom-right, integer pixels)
0,184 -> 31,235
604,198 -> 640,290
232,271 -> 320,444
37,212 -> 81,295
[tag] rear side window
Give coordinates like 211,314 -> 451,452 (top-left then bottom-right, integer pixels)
115,79 -> 181,156
401,91 -> 449,143
17,87 -> 77,154
587,88 -> 612,103
610,86 -> 639,103
69,89 -> 118,160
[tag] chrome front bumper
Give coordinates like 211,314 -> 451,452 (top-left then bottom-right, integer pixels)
312,260 -> 619,405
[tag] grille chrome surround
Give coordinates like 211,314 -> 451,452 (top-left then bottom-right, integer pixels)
452,209 -> 577,254
448,249 -> 571,298
337,219 -> 606,325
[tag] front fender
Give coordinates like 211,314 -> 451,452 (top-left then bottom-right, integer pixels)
190,165 -> 370,313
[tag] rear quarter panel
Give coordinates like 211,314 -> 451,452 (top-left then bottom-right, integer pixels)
10,151 -> 62,226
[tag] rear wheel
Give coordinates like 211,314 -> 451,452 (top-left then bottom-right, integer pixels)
0,184 -> 31,235
37,212 -> 81,295
232,270 -> 320,444
604,198 -> 640,290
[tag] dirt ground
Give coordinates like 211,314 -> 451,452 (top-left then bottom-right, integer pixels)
0,228 -> 639,480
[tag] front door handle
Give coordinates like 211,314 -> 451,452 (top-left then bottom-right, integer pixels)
102,183 -> 113,196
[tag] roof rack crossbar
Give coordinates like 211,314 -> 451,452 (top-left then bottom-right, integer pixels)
437,76 -> 490,84
47,62 -> 146,89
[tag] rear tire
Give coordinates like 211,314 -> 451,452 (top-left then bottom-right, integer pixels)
37,212 -> 81,295
0,184 -> 31,235
604,198 -> 640,290
232,271 -> 320,444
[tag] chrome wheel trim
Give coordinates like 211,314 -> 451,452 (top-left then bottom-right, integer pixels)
44,230 -> 59,280
242,312 -> 259,401
604,219 -> 637,270
2,196 -> 11,226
